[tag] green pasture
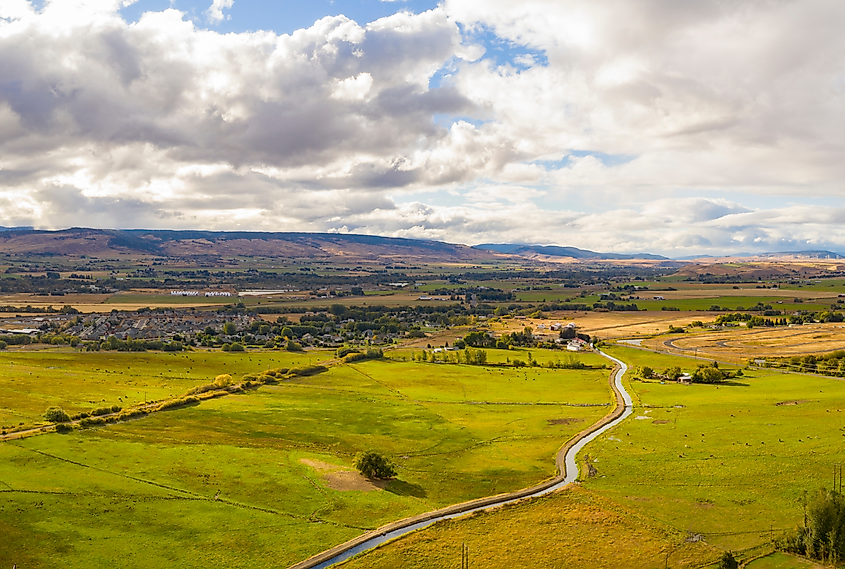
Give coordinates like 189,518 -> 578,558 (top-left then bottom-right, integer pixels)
0,349 -> 318,429
514,291 -> 577,302
583,346 -> 845,551
744,552 -> 823,568
780,279 -> 845,292
0,353 -> 614,568
633,296 -> 833,312
339,346 -> 845,569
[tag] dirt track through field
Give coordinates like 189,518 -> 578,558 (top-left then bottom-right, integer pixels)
288,349 -> 634,569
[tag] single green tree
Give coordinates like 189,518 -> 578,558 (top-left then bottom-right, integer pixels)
222,322 -> 237,335
692,364 -> 724,384
664,366 -> 682,380
719,551 -> 738,569
354,451 -> 397,479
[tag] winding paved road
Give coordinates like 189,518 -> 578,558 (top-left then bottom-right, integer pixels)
290,349 -> 633,569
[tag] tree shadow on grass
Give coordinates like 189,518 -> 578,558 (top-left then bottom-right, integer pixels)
717,380 -> 750,387
384,479 -> 427,498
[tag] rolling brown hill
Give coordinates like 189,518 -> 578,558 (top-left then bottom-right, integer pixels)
0,228 -> 502,264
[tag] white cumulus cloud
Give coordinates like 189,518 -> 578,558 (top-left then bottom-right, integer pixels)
206,0 -> 234,23
1,0 -> 845,254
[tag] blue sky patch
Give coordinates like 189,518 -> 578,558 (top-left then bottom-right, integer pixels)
432,114 -> 488,129
463,25 -> 548,71
534,151 -> 637,171
120,0 -> 440,34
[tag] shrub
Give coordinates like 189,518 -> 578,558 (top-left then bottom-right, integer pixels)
284,339 -> 303,352
336,347 -> 360,358
44,407 -> 70,423
79,417 -> 106,427
55,423 -> 73,434
229,342 -> 245,352
117,409 -> 148,421
213,374 -> 232,387
262,368 -> 289,377
287,365 -> 327,377
354,451 -> 397,479
343,349 -> 383,363
155,397 -> 199,411
0,340 -> 6,349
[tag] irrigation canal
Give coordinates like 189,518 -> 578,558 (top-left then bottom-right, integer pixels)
291,349 -> 634,569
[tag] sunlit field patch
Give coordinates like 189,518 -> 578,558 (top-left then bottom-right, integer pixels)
0,351 -> 614,568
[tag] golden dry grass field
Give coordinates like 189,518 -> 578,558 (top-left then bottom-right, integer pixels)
475,312 -> 713,340
640,322 -> 845,362
340,485 -> 719,569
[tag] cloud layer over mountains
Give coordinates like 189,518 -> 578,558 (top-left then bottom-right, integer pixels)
1,0 -> 844,254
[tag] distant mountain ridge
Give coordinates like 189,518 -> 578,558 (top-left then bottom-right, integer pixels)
0,227 -> 495,262
475,243 -> 668,260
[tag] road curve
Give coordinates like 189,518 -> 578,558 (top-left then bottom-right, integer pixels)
289,349 -> 633,569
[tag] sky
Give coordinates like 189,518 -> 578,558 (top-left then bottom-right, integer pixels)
1,0 -> 845,255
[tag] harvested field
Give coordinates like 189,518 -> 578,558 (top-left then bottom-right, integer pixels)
640,322 -> 845,361
547,417 -> 583,425
300,459 -> 383,492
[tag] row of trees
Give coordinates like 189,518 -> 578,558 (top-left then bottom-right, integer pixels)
637,362 -> 741,384
763,350 -> 845,377
716,311 -> 845,326
413,347 -> 488,365
779,489 -> 845,563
